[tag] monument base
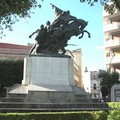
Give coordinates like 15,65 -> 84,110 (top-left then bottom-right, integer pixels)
9,54 -> 83,98
4,54 -> 94,112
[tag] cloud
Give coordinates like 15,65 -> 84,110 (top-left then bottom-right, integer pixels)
95,45 -> 104,50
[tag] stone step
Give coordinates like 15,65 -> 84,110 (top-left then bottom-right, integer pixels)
74,94 -> 91,99
0,102 -> 108,109
0,97 -> 98,103
0,107 -> 112,112
7,93 -> 91,99
7,93 -> 27,98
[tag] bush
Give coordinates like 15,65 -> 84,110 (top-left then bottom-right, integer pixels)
108,110 -> 120,120
0,111 -> 108,120
0,59 -> 23,88
107,102 -> 120,120
108,102 -> 120,109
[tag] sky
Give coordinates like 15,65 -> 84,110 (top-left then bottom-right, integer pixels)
0,0 -> 105,71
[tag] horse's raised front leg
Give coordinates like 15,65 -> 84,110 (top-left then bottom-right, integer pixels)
78,31 -> 84,39
84,30 -> 91,38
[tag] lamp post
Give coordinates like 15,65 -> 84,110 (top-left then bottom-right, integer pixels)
109,52 -> 115,73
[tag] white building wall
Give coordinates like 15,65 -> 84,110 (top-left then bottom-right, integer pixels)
83,71 -> 91,93
82,69 -> 102,99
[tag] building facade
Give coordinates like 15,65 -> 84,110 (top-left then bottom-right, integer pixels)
0,43 -> 31,60
82,68 -> 102,99
103,10 -> 120,73
66,49 -> 83,88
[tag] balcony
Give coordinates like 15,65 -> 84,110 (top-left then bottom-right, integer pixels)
105,39 -> 120,48
106,56 -> 120,65
104,22 -> 120,33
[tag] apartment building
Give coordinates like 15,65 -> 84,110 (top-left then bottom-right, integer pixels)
82,68 -> 102,99
103,10 -> 120,73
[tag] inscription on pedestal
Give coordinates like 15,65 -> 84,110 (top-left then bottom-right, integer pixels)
22,55 -> 75,86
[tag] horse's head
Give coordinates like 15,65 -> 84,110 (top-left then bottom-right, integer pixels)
86,21 -> 88,25
77,19 -> 88,30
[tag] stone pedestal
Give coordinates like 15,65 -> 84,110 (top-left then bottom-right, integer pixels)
21,54 -> 75,94
19,54 -> 77,99
22,54 -> 75,88
9,54 -> 90,97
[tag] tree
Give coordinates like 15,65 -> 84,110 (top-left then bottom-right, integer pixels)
1,0 -> 119,38
80,0 -> 120,14
104,0 -> 120,14
0,0 -> 42,38
98,71 -> 120,101
99,71 -> 119,88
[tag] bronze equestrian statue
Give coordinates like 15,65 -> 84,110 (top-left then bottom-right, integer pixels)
29,3 -> 91,54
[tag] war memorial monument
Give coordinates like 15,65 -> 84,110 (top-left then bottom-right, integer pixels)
21,3 -> 90,96
0,4 -> 108,112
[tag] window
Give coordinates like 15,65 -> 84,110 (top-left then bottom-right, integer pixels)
106,53 -> 110,57
93,75 -> 96,79
110,20 -> 113,24
93,83 -> 96,89
94,94 -> 96,98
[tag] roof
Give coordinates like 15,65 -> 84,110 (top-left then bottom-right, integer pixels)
0,43 -> 32,50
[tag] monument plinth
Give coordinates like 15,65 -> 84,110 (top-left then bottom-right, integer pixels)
7,0 -> 91,97
21,54 -> 75,93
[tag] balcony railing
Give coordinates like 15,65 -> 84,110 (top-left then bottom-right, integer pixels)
106,56 -> 120,64
105,39 -> 120,48
104,22 -> 120,32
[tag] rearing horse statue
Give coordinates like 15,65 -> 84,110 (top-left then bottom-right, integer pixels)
29,4 -> 91,54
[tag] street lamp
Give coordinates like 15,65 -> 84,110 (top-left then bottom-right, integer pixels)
109,52 -> 115,73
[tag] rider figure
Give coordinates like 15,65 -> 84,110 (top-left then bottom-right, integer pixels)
29,24 -> 47,54
51,3 -> 77,28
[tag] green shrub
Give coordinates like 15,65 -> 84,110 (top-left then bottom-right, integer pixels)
106,102 -> 120,120
0,59 -> 23,86
108,102 -> 120,109
108,110 -> 120,120
0,111 -> 109,120
94,111 -> 108,120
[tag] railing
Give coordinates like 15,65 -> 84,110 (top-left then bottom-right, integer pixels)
105,39 -> 120,48
104,22 -> 120,32
106,56 -> 120,64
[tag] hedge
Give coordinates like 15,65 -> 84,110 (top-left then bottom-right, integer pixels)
107,102 -> 120,120
0,110 -> 119,120
0,111 -> 108,120
0,59 -> 23,87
